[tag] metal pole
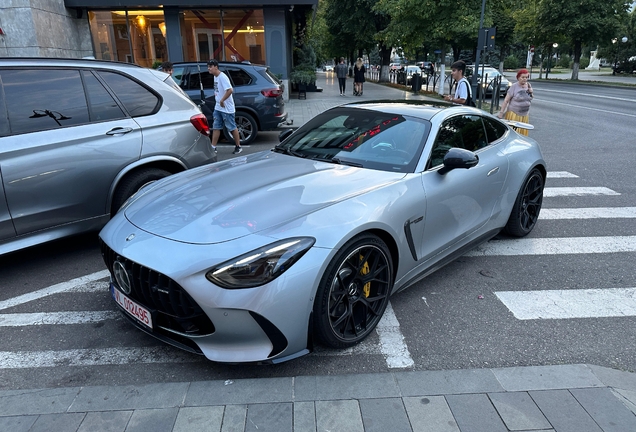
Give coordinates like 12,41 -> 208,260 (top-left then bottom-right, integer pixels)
471,0 -> 487,99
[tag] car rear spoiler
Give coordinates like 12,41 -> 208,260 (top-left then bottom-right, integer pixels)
504,120 -> 534,130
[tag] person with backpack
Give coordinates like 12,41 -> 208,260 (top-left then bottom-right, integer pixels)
444,60 -> 474,106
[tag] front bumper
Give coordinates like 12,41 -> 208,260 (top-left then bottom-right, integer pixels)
99,215 -> 330,364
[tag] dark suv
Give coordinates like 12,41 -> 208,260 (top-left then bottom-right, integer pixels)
172,62 -> 287,145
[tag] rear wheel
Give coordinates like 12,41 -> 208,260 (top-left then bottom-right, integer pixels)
224,112 -> 257,146
504,168 -> 544,237
111,168 -> 172,215
313,234 -> 393,348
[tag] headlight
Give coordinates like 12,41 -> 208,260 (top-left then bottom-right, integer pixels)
206,237 -> 316,289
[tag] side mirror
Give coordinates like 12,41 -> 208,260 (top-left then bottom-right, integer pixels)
438,148 -> 479,175
279,129 -> 294,143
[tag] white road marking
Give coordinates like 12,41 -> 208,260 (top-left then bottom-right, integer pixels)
540,207 -> 636,219
0,347 -> 201,369
465,236 -> 636,256
0,270 -> 109,311
544,187 -> 620,197
547,171 -> 579,178
535,88 -> 636,103
534,98 -> 636,118
376,302 -> 414,368
0,311 -> 118,327
495,288 -> 636,320
312,302 -> 414,368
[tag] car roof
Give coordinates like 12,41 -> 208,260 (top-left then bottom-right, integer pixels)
0,57 -> 144,70
173,61 -> 267,69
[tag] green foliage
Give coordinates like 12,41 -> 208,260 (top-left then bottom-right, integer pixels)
503,55 -> 520,69
289,68 -> 316,85
151,61 -> 162,69
557,54 -> 571,68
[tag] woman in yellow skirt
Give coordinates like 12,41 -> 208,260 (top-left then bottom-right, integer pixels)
497,69 -> 533,136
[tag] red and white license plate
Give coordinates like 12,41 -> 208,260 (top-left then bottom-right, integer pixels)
111,285 -> 153,330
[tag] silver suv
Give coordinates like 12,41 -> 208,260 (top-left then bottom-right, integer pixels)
0,58 -> 216,255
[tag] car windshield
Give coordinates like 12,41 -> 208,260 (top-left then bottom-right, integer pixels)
275,107 -> 430,173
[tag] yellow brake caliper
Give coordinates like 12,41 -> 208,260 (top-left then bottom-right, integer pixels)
360,254 -> 371,297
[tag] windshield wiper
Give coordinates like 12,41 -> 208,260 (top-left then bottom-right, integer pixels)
273,145 -> 307,158
332,157 -> 363,167
309,155 -> 362,167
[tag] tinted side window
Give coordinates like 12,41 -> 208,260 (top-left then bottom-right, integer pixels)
483,117 -> 508,143
188,70 -> 215,90
225,68 -> 253,86
1,69 -> 89,135
171,66 -> 186,87
96,70 -> 159,117
428,115 -> 488,168
0,75 -> 8,136
82,71 -> 125,122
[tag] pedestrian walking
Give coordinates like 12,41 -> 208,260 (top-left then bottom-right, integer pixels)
207,59 -> 242,154
497,68 -> 534,136
335,57 -> 348,96
353,58 -> 366,96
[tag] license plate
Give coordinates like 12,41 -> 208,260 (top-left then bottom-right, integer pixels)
111,285 -> 153,330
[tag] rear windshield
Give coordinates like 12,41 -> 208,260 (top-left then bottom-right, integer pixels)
261,68 -> 282,85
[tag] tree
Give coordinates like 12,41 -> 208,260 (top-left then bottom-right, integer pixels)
536,0 -> 631,80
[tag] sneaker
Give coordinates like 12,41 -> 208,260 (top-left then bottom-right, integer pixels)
233,146 -> 243,154
212,146 -> 217,153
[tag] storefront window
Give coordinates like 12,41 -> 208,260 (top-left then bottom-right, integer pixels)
88,8 -> 264,67
181,9 -> 265,63
88,10 -> 168,67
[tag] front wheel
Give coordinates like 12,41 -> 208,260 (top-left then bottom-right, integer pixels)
224,112 -> 257,146
313,234 -> 393,348
504,168 -> 544,237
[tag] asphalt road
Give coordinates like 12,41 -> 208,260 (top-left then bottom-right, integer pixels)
1,81 -> 635,390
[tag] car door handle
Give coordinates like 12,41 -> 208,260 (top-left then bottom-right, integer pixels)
487,167 -> 500,176
106,127 -> 133,136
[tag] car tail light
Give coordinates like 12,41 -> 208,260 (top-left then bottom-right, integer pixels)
261,88 -> 283,98
190,114 -> 210,136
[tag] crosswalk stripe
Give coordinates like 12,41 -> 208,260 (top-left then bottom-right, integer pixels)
547,171 -> 579,178
495,288 -> 636,320
0,311 -> 118,327
0,270 -> 109,311
0,347 -> 201,369
465,236 -> 636,256
544,187 -> 620,197
540,207 -> 636,219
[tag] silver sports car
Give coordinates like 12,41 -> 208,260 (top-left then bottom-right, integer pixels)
99,101 -> 546,364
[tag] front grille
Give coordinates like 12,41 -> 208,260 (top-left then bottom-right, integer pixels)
100,240 -> 215,337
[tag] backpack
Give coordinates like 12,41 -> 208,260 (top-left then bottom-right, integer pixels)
462,80 -> 476,107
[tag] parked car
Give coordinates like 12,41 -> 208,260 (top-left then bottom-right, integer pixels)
468,66 -> 511,97
0,57 -> 215,256
405,65 -> 427,85
100,101 -> 546,364
171,61 -> 287,145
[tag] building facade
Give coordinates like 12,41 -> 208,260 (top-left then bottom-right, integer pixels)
0,0 -> 316,81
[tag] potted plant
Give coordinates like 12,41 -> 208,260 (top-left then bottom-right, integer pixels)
289,67 -> 316,99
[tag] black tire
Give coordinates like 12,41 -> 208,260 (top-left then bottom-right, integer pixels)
504,168 -> 544,237
224,111 -> 257,146
111,168 -> 172,215
313,233 -> 393,348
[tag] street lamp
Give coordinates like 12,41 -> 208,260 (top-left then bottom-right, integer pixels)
612,36 -> 628,75
546,43 -> 558,79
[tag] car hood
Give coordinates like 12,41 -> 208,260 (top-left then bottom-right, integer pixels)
124,151 -> 404,244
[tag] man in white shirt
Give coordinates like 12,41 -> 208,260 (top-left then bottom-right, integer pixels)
444,60 -> 469,105
207,59 -> 242,154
